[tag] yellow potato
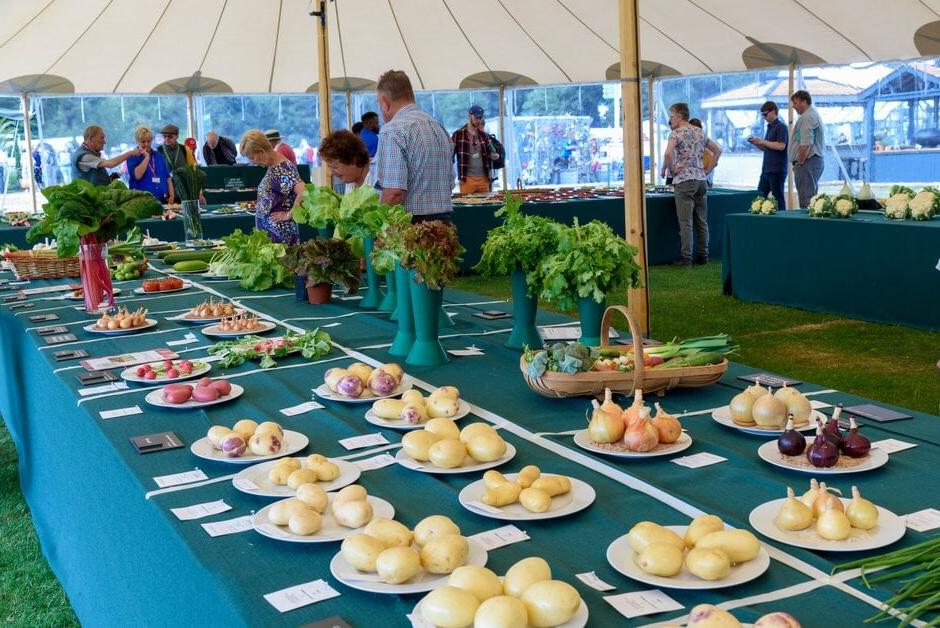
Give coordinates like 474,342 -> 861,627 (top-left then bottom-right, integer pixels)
459,422 -> 497,444
312,461 -> 340,482
286,468 -> 319,490
376,546 -> 421,584
420,534 -> 469,574
268,498 -> 309,526
519,488 -> 552,513
400,389 -> 424,407
637,542 -> 684,577
371,399 -> 406,420
482,482 -> 522,507
334,484 -> 368,504
401,430 -> 440,461
475,595 -> 528,628
429,438 -> 467,468
685,547 -> 732,581
420,586 -> 479,628
288,510 -> 323,536
694,530 -> 762,564
530,475 -> 571,497
467,433 -> 507,462
207,426 -> 232,450
516,465 -> 541,488
346,362 -> 373,384
684,514 -> 725,548
341,534 -> 385,572
267,464 -> 293,485
627,521 -> 685,553
363,518 -> 413,548
414,515 -> 460,547
504,556 -> 551,598
255,421 -> 284,438
429,385 -> 460,400
305,454 -> 327,467
483,470 -> 511,490
232,419 -> 257,441
427,396 -> 460,418
332,499 -> 374,529
380,362 -> 404,383
295,483 -> 328,513
276,457 -> 302,471
425,417 -> 460,441
521,580 -> 581,627
448,565 -> 503,602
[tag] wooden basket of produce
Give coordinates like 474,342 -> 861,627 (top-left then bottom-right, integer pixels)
2,250 -> 80,280
519,305 -> 730,398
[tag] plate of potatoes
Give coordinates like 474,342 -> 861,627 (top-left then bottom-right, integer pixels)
232,454 -> 361,497
458,468 -> 596,521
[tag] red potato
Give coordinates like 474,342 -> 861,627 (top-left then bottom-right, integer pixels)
136,366 -> 147,377
191,386 -> 220,402
145,371 -> 157,380
196,377 -> 214,388
166,368 -> 179,379
209,380 -> 231,396
162,385 -> 193,404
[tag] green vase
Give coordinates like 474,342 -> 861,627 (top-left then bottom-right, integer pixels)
406,272 -> 449,366
388,263 -> 415,356
378,269 -> 396,314
439,304 -> 455,328
358,237 -> 384,309
505,268 -> 542,350
578,296 -> 607,347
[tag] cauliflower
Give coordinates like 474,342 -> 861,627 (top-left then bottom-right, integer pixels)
834,199 -> 854,217
761,200 -> 777,215
809,194 -> 834,217
909,191 -> 937,220
750,196 -> 765,213
884,193 -> 912,220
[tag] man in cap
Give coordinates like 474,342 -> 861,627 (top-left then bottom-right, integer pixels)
265,129 -> 297,164
748,101 -> 789,209
452,104 -> 499,194
157,124 -> 196,172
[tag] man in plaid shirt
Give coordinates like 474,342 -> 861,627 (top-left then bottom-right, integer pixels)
452,105 -> 499,194
376,70 -> 454,221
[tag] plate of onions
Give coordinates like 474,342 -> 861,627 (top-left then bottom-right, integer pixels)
573,394 -> 692,458
757,417 -> 888,475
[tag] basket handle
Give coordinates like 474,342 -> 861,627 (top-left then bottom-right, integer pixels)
599,305 -> 645,391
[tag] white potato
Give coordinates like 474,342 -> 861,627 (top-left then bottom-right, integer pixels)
334,484 -> 368,504
520,580 -> 581,627
414,515 -> 461,547
376,546 -> 421,584
420,534 -> 470,574
288,510 -> 322,536
332,499 -> 374,529
295,483 -> 328,513
425,417 -> 460,440
363,518 -> 413,548
268,498 -> 309,526
402,430 -> 440,461
448,565 -> 502,602
420,586 -> 478,628
340,534 -> 385,572
503,556 -> 551,598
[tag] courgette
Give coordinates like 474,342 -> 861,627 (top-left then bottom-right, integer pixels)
173,260 -> 209,272
163,250 -> 219,264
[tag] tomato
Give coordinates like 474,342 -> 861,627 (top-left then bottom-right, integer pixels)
163,360 -> 174,370
135,366 -> 147,377
166,368 -> 179,379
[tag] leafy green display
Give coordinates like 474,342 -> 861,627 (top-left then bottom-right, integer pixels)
400,220 -> 466,290
280,237 -> 361,292
292,185 -> 342,228
26,179 -> 162,257
208,229 -> 292,291
533,218 -> 642,311
207,329 -> 333,369
370,205 -> 414,275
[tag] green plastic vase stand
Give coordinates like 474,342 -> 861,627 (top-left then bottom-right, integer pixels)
505,268 -> 542,350
358,238 -> 385,309
388,263 -> 415,356
578,296 -> 607,347
406,272 -> 449,366
378,269 -> 396,314
439,301 -> 455,327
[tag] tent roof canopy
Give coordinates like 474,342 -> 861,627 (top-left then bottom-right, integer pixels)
0,1 -> 939,94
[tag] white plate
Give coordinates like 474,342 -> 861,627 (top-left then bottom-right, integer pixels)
132,282 -> 192,295
201,320 -> 276,338
712,406 -> 823,436
607,525 -> 770,590
145,383 -> 244,410
748,497 -> 906,552
573,429 -> 693,458
190,428 -> 308,464
412,594 -> 589,628
120,359 -> 211,385
330,538 -> 488,594
66,288 -> 122,300
253,494 -> 394,543
756,440 -> 890,475
168,308 -> 246,324
395,443 -> 516,475
232,457 -> 361,497
459,473 -> 596,521
364,399 -> 471,431
313,376 -> 414,403
83,318 -> 158,335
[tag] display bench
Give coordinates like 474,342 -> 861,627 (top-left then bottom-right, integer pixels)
722,211 -> 940,331
1,257 -> 937,626
202,165 -> 312,205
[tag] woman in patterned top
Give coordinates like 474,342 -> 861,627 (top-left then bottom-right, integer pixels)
239,129 -> 303,246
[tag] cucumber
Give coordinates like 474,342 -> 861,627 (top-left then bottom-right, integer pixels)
173,260 -> 209,272
163,250 -> 219,264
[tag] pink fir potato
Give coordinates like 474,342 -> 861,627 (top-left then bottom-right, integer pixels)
191,386 -> 221,403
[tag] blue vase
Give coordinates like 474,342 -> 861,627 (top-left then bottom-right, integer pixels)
358,237 -> 384,309
578,296 -> 607,347
388,263 -> 415,356
505,267 -> 542,350
406,272 -> 449,366
378,270 -> 396,314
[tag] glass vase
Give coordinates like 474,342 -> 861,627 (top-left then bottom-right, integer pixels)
181,200 -> 203,243
78,242 -> 113,312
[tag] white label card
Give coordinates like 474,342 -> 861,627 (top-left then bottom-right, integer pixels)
465,500 -> 503,514
232,478 -> 260,492
448,346 -> 485,357
671,452 -> 727,468
576,571 -> 616,591
264,579 -> 340,613
904,508 -> 940,532
171,499 -> 232,521
810,400 -> 831,409
100,405 -> 143,420
604,589 -> 684,618
167,333 -> 198,346
872,438 -> 918,454
469,525 -> 529,551
321,322 -> 342,328
153,469 -> 208,488
201,515 -> 254,537
354,453 -> 397,471
338,433 -> 389,450
202,354 -> 224,363
280,400 -> 324,417
78,381 -> 129,397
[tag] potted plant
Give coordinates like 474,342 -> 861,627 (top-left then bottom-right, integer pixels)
399,220 -> 465,366
26,179 -> 161,311
533,218 -> 642,346
279,237 -> 359,304
171,164 -> 207,242
475,192 -> 560,350
371,207 -> 414,355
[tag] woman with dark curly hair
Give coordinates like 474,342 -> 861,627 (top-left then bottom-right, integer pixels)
319,129 -> 376,192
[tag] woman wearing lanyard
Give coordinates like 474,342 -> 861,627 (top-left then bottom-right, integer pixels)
127,126 -> 175,203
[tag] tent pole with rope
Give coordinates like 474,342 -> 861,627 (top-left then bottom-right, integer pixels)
313,0 -> 331,185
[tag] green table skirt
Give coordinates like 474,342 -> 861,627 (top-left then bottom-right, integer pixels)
722,210 -> 940,331
1,258 -> 936,626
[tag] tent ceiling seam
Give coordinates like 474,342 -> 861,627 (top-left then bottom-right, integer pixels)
495,0 -> 570,81
333,0 -> 350,87
268,0 -> 284,92
555,0 -> 618,54
41,0 -> 115,92
385,0 -> 424,90
441,0 -> 492,75
684,0 -> 748,37
0,0 -> 57,51
918,0 -> 940,18
198,0 -> 229,74
640,16 -> 713,72
112,0 -> 174,93
790,0 -> 872,61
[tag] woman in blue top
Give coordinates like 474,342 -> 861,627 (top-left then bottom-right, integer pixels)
126,126 -> 175,203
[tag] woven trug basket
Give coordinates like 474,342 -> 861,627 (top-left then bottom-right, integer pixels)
3,251 -> 80,280
520,305 -> 728,398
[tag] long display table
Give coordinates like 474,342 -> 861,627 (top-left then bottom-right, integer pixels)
1,260 -> 936,626
722,211 -> 940,331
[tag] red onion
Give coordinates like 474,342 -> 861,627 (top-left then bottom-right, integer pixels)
777,415 -> 806,456
841,416 -> 871,458
823,409 -> 844,448
806,425 -> 840,467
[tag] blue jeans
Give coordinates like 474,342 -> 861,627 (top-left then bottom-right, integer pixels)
758,171 -> 787,210
673,179 -> 709,263
793,155 -> 823,208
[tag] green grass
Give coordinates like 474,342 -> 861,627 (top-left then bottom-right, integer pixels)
1,262 -> 937,625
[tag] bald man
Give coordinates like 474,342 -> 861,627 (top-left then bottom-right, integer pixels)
202,131 -> 237,165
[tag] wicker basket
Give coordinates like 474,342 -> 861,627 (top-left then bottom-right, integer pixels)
3,251 -> 80,280
520,305 -> 728,398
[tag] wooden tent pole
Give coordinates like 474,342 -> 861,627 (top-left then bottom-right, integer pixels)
186,92 -> 195,141
787,62 -> 796,209
619,0 -> 649,334
21,93 -> 38,213
499,84 -> 508,191
345,89 -> 352,130
648,74 -> 655,185
314,0 -> 332,184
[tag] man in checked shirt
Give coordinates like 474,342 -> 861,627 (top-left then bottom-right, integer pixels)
375,70 -> 455,223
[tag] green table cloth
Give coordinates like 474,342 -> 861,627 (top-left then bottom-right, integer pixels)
722,211 -> 940,331
1,257 -> 936,627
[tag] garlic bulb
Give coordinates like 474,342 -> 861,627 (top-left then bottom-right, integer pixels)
775,487 -> 813,531
845,486 -> 879,530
